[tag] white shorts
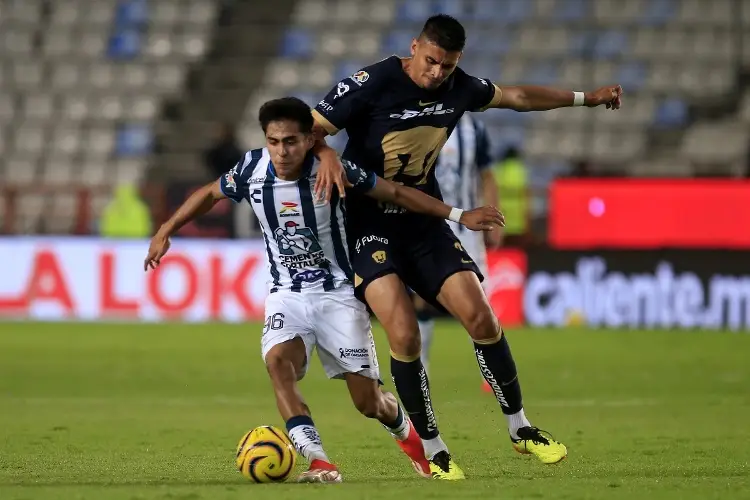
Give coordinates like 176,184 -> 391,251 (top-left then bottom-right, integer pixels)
260,287 -> 380,382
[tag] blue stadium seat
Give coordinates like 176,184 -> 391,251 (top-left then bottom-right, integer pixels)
395,1 -> 432,23
482,31 -> 513,56
525,61 -> 560,86
569,31 -> 594,56
485,108 -> 530,126
487,125 -> 526,157
593,30 -> 628,59
554,0 -> 589,21
383,30 -> 413,56
432,0 -> 467,18
107,30 -> 142,59
477,0 -> 530,23
616,62 -> 646,92
279,29 -> 313,59
458,55 -> 495,79
114,0 -> 148,29
294,92 -> 318,108
115,123 -> 152,157
654,98 -> 688,128
640,0 -> 677,26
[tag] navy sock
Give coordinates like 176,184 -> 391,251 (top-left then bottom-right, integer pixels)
390,356 -> 439,440
474,333 -> 523,415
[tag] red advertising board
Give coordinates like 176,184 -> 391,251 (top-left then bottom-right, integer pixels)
484,249 -> 526,327
550,179 -> 750,249
0,238 -> 527,327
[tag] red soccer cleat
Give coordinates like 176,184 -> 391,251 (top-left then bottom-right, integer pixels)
394,418 -> 432,478
482,380 -> 493,393
296,459 -> 342,483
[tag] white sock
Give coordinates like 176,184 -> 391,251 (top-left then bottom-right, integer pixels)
422,435 -> 448,460
507,408 -> 531,440
418,319 -> 435,377
287,421 -> 330,463
382,405 -> 410,441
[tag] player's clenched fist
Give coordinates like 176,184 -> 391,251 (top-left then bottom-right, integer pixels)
585,85 -> 623,110
460,206 -> 505,232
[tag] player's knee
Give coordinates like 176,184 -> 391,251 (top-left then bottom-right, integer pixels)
265,354 -> 296,382
464,306 -> 499,341
390,331 -> 421,358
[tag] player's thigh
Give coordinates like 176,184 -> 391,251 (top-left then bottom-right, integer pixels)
402,220 -> 485,311
458,231 -> 488,278
364,274 -> 422,358
312,288 -> 381,381
261,292 -> 316,381
436,271 -> 500,342
264,337 -> 308,382
346,225 -> 400,305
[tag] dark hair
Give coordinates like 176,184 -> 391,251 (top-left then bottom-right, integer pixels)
258,97 -> 313,133
419,14 -> 466,52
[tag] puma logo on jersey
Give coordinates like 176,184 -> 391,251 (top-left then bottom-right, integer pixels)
390,103 -> 455,120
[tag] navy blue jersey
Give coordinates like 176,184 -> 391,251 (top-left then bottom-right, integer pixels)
312,56 -> 495,219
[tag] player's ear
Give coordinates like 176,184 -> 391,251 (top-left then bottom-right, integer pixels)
304,132 -> 315,150
410,38 -> 418,56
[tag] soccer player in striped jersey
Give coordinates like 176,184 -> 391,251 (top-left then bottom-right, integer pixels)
144,97 -> 504,483
416,113 -> 501,389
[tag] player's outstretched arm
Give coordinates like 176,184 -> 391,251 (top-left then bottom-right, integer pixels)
144,179 -> 225,271
486,84 -> 623,112
367,178 -> 505,232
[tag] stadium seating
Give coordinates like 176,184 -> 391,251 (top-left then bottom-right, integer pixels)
239,0 -> 750,180
0,0 -> 217,233
2,0 -> 750,234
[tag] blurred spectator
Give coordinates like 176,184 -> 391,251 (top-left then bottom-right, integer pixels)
492,146 -> 529,246
203,122 -> 243,179
100,184 -> 153,238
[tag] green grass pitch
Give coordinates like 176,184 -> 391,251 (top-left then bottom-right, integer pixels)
1,321 -> 749,499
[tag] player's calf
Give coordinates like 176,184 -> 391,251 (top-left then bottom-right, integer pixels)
345,373 -> 431,478
437,272 -> 531,437
264,341 -> 339,474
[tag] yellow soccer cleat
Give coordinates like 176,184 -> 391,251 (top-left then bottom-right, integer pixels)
429,451 -> 466,480
512,426 -> 567,465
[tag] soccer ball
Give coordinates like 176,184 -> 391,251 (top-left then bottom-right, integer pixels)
236,426 -> 297,483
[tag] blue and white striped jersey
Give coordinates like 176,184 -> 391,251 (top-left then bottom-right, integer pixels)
219,148 -> 375,293
434,113 -> 492,233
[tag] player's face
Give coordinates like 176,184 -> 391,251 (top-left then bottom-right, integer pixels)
410,38 -> 461,90
287,225 -> 297,235
265,120 -> 314,170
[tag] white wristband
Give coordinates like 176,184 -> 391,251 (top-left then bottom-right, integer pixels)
573,91 -> 585,107
448,207 -> 464,223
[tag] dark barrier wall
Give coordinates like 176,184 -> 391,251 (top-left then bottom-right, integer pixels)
525,249 -> 750,331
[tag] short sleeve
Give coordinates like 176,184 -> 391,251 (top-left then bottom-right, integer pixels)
312,67 -> 379,136
342,159 -> 376,194
219,152 -> 252,203
473,118 -> 493,170
462,73 -> 497,112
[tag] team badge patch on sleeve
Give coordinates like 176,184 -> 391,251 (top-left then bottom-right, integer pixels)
351,71 -> 369,85
224,172 -> 237,191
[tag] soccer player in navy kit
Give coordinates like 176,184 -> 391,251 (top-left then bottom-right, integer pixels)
312,15 -> 622,478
